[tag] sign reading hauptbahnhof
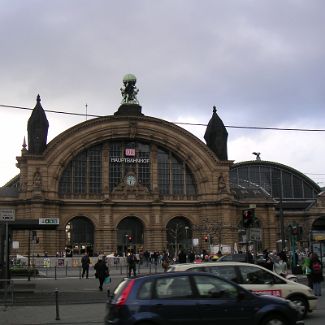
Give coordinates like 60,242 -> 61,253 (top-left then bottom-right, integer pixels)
110,157 -> 150,163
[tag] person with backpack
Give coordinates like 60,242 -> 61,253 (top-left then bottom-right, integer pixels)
94,255 -> 109,291
310,253 -> 324,296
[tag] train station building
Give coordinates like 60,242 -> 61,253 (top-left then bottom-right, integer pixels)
1,74 -> 325,263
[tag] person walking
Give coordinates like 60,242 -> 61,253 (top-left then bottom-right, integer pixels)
310,253 -> 324,296
127,250 -> 138,277
161,251 -> 170,272
94,256 -> 109,291
81,252 -> 90,279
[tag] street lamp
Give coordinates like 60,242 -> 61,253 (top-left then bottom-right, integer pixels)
185,226 -> 189,250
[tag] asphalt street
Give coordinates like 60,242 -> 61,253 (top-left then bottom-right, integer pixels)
0,272 -> 325,325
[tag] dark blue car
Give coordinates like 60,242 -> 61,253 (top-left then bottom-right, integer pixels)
105,271 -> 302,325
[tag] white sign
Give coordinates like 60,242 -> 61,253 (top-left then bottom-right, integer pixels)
110,157 -> 150,164
39,218 -> 59,225
0,208 -> 15,221
12,241 -> 19,249
249,228 -> 262,241
192,238 -> 199,247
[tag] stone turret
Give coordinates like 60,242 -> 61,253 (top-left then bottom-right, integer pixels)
27,95 -> 49,154
204,106 -> 228,160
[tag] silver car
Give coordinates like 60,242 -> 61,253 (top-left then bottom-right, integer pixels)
168,261 -> 317,319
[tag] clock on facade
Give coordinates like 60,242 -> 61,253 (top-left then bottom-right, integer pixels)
126,175 -> 136,186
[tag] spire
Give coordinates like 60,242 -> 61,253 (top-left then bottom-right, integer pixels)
204,106 -> 228,160
27,94 -> 49,154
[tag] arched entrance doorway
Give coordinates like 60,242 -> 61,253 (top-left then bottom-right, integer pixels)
65,216 -> 94,256
166,217 -> 192,257
311,216 -> 325,260
116,216 -> 144,256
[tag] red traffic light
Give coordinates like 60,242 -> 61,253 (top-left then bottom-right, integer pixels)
242,209 -> 255,228
128,236 -> 132,242
204,236 -> 208,242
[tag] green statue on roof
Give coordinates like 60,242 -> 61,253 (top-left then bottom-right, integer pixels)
120,74 -> 139,105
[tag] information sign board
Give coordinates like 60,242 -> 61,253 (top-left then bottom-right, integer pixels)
249,228 -> 262,241
39,217 -> 59,225
0,208 -> 15,221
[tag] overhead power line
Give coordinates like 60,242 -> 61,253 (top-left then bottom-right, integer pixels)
1,103 -> 325,132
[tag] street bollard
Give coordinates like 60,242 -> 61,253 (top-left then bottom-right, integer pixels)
55,288 -> 60,320
54,266 -> 57,280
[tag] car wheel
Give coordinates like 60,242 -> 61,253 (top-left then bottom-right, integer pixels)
289,296 -> 307,319
261,314 -> 287,325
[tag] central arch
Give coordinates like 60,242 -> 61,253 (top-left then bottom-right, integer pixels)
116,216 -> 144,256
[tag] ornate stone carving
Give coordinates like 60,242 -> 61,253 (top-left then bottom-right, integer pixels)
33,169 -> 42,190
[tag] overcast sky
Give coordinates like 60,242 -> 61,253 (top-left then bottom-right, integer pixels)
1,0 -> 325,187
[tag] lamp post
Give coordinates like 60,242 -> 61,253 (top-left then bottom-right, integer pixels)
276,172 -> 286,252
185,226 -> 189,250
279,195 -> 286,252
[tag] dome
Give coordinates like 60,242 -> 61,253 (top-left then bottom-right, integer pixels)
123,73 -> 137,83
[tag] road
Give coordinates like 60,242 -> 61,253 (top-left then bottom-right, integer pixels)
1,270 -> 324,324
305,292 -> 325,325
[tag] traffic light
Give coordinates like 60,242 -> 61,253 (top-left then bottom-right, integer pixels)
204,235 -> 208,242
291,226 -> 298,236
242,209 -> 255,228
128,235 -> 132,242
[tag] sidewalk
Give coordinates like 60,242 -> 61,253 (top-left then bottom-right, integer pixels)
0,276 -> 124,324
1,303 -> 106,325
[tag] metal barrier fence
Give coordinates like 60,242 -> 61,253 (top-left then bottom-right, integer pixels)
0,279 -> 14,306
10,259 -> 163,280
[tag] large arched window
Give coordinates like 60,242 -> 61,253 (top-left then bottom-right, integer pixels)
58,141 -> 197,197
157,147 -> 196,196
59,145 -> 102,195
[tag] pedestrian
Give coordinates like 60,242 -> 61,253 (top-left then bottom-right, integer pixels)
302,252 -> 312,288
188,250 -> 195,263
127,250 -> 138,277
161,251 -> 170,272
310,253 -> 324,296
81,252 -> 90,279
178,250 -> 187,263
262,249 -> 273,271
273,254 -> 288,278
94,255 -> 109,291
